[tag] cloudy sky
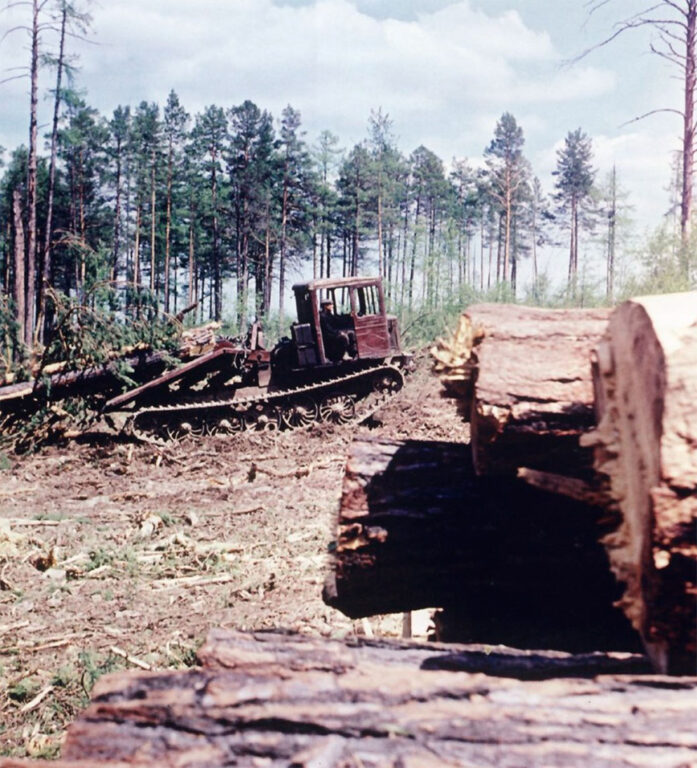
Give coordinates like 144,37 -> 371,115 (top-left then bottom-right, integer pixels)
0,0 -> 681,250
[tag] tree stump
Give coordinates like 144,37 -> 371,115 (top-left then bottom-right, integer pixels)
583,292 -> 697,674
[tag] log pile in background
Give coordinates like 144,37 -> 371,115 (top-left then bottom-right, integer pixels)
6,629 -> 697,768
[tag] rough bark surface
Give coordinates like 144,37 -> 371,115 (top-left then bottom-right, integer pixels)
3,629 -> 693,768
583,291 -> 697,674
432,304 -> 610,478
324,437 -> 639,652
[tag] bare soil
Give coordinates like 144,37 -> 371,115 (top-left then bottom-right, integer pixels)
0,355 -> 464,759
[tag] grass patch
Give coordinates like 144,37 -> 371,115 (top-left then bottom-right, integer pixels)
8,677 -> 41,703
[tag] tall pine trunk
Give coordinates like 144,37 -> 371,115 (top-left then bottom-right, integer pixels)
264,218 -> 273,317
149,154 -> 157,293
134,202 -> 142,289
24,0 -> 40,348
279,171 -> 289,328
211,163 -> 221,322
376,188 -> 384,277
13,189 -> 27,354
569,194 -> 579,295
164,139 -> 173,313
408,193 -> 421,309
38,1 -> 67,342
112,144 -> 123,283
503,172 -> 512,283
680,1 -> 697,264
188,209 -> 196,307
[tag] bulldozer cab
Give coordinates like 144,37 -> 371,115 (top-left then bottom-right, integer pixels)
291,277 -> 397,367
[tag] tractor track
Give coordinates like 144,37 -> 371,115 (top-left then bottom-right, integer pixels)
126,363 -> 406,445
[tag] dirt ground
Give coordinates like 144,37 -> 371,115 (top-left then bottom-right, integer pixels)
0,354 -> 465,759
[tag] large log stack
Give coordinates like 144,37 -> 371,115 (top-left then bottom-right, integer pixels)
328,297 -> 696,674
434,298 -> 697,672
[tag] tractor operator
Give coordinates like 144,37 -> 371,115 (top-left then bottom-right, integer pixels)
320,299 -> 350,362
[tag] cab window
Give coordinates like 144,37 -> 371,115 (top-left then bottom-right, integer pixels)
354,284 -> 381,316
323,287 -> 351,315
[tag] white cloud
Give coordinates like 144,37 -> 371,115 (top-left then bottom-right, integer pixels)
72,0 -> 612,152
0,0 -> 675,236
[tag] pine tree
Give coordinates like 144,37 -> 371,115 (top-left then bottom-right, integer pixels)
108,105 -> 130,283
367,109 -> 407,293
227,101 -> 275,327
450,159 -> 479,289
39,0 -> 92,339
276,105 -> 312,324
408,146 -> 448,308
129,102 -> 162,294
484,113 -> 531,289
336,144 -> 373,277
312,130 -> 342,279
526,176 -> 555,300
553,128 -> 596,294
585,1 -> 697,261
191,105 -> 227,320
163,91 -> 189,314
58,92 -> 109,300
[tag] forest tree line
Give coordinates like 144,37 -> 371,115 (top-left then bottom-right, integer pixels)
1,89 -> 624,349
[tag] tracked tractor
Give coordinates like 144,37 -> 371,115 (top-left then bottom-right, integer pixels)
102,276 -> 413,443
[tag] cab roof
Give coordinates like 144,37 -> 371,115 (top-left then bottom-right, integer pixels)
292,276 -> 382,293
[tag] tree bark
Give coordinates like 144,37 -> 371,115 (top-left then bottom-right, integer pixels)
37,1 -> 67,343
24,0 -> 40,349
582,291 -> 697,674
164,141 -> 173,313
680,0 -> 696,257
8,629 -> 691,768
324,437 -> 638,651
431,303 -> 611,479
12,190 -> 26,352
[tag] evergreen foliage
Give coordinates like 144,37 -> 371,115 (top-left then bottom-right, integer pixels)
553,129 -> 597,295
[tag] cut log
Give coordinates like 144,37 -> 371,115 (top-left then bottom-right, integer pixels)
2,629 -> 690,768
0,322 -> 220,411
582,292 -> 697,674
323,437 -> 639,652
0,351 -> 169,413
432,304 -> 610,478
